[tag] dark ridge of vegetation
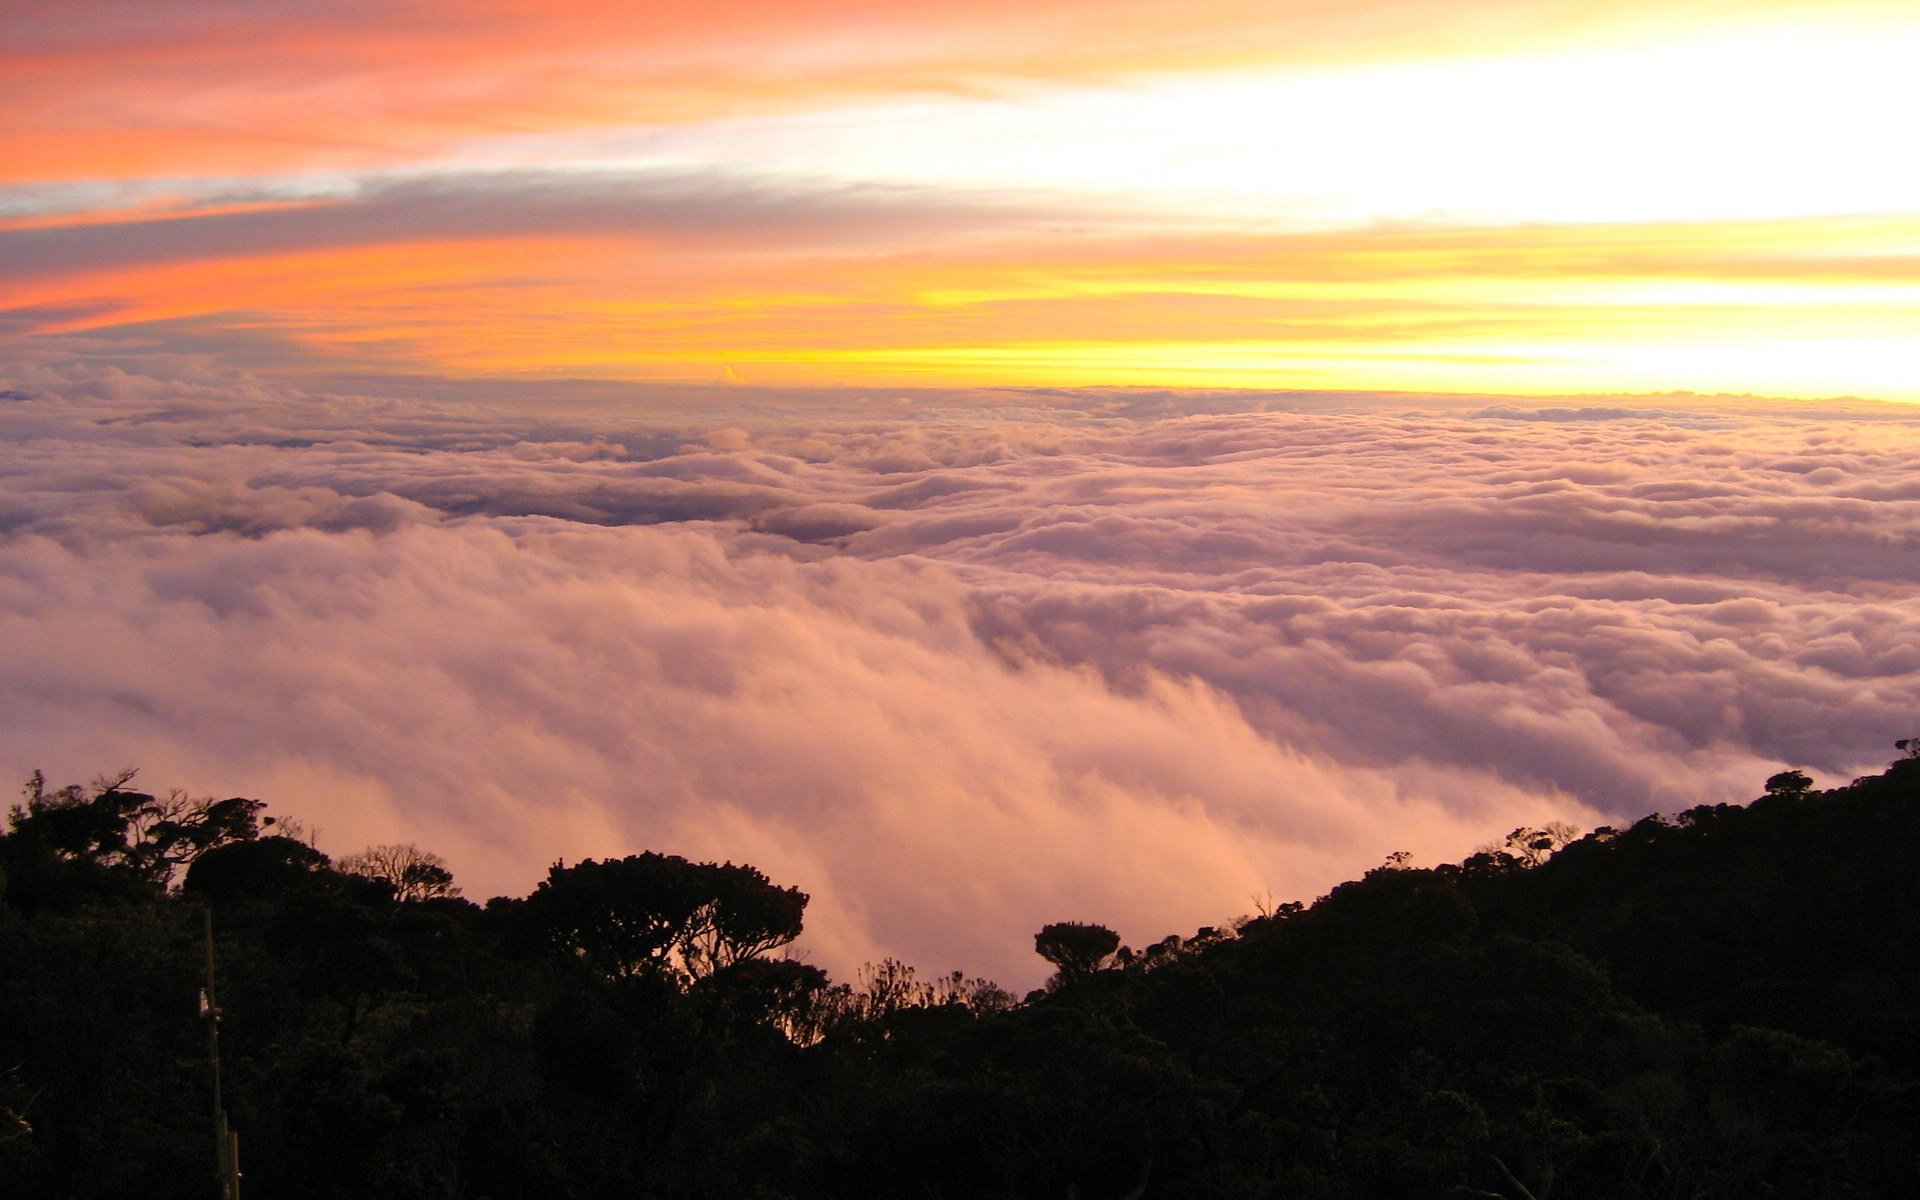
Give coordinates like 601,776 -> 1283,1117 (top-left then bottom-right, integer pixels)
4,751 -> 1919,1198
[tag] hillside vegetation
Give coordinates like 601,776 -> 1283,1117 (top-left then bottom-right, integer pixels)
4,753 -> 1918,1198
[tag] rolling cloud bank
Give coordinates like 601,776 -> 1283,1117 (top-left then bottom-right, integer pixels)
4,357 -> 1917,985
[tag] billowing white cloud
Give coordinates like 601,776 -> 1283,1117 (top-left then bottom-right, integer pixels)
4,357 -> 1918,986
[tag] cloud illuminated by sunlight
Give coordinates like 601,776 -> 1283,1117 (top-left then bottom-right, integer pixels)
592,23 -> 1920,229
3,0 -> 1917,400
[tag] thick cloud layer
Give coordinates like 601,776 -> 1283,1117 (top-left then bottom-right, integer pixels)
5,359 -> 1917,985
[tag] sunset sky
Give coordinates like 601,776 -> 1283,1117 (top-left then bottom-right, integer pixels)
7,0 -> 1918,399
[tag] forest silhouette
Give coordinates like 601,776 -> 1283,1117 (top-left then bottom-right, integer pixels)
4,749 -> 1919,1198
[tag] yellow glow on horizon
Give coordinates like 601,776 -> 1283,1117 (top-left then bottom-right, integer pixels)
713,334 -> 1920,402
11,207 -> 1916,403
7,4 -> 1919,402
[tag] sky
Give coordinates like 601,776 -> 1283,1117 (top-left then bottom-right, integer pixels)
5,0 -> 1919,397
5,1 -> 1920,987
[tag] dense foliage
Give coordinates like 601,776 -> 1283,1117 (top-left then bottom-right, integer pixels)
4,752 -> 1918,1198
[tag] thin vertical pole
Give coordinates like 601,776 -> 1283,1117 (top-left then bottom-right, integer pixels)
203,907 -> 240,1200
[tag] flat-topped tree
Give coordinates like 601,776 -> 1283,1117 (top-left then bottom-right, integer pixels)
525,852 -> 807,984
1763,769 -> 1814,798
1034,921 -> 1122,981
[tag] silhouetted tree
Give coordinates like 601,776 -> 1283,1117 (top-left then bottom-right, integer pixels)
688,860 -> 810,976
181,836 -> 332,905
1764,769 -> 1813,797
337,843 -> 460,901
6,771 -> 262,889
1034,921 -> 1121,980
11,758 -> 1920,1200
699,957 -> 834,1042
1474,820 -> 1582,869
523,853 -> 806,984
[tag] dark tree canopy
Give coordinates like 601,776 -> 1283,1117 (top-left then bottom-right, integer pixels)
7,771 -> 262,889
523,852 -> 807,982
180,836 -> 332,904
8,753 -> 1920,1200
1764,769 -> 1814,796
1033,921 -> 1121,978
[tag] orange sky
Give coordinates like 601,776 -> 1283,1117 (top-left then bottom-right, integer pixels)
4,0 -> 1917,399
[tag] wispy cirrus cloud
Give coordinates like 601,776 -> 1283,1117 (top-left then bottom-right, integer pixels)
0,170 -> 1059,281
9,190 -> 1917,400
13,0 -> 1886,180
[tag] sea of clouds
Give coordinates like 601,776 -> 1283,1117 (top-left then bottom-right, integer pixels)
5,355 -> 1918,986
